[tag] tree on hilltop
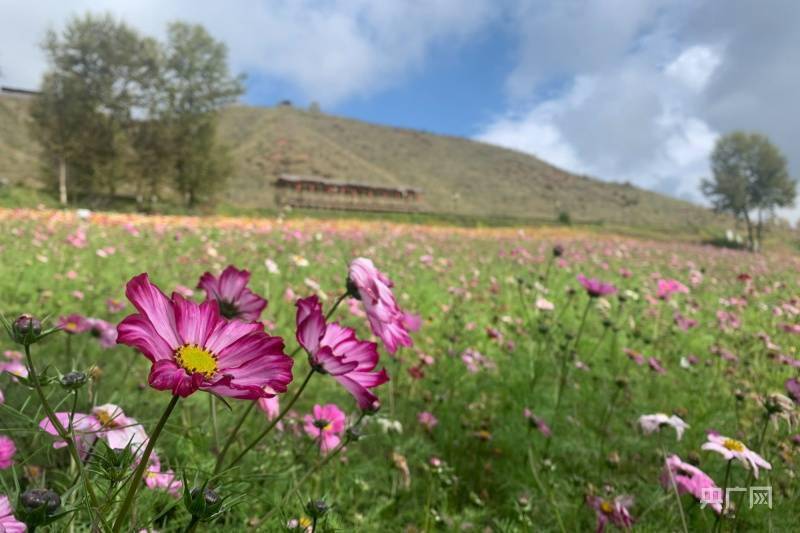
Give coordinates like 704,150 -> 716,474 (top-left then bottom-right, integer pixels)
701,131 -> 795,251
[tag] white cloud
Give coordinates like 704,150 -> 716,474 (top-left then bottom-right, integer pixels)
0,0 -> 494,105
476,0 -> 800,221
665,45 -> 722,92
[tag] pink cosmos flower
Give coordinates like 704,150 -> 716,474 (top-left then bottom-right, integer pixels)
0,436 -> 16,469
638,413 -> 689,440
702,433 -> 772,479
624,348 -> 645,366
40,412 -> 102,459
66,228 -> 88,248
87,318 -> 118,348
523,408 -> 552,437
144,453 -> 183,497
656,279 -> 689,300
256,389 -> 284,431
577,274 -> 617,298
348,258 -> 418,353
91,404 -> 149,453
58,313 -> 91,334
117,273 -> 292,399
661,454 -> 722,514
296,295 -> 388,411
586,494 -> 634,533
536,297 -> 555,311
673,313 -> 697,331
648,357 -> 666,374
198,265 -> 267,322
0,359 -> 27,380
786,377 -> 800,404
417,411 -> 438,431
716,310 -> 741,331
107,298 -> 126,313
303,404 -> 346,454
0,495 -> 25,532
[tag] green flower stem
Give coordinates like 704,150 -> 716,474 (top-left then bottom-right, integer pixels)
213,401 -> 255,475
219,293 -> 347,473
660,441 -> 689,533
527,446 -> 566,533
546,298 -> 592,457
263,413 -> 366,522
714,459 -> 733,533
225,368 -> 315,471
25,344 -> 106,529
112,394 -> 180,532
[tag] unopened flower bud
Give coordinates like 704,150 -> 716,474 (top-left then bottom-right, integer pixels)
346,425 -> 363,442
18,488 -> 61,528
186,487 -> 222,520
362,400 -> 381,415
60,371 -> 87,390
12,314 -> 42,345
765,393 -> 794,415
345,277 -> 360,299
305,499 -> 329,519
552,245 -> 564,257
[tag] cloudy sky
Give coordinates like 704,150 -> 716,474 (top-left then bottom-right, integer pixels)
1,0 -> 798,217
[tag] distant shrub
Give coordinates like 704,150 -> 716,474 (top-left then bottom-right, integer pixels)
557,210 -> 572,225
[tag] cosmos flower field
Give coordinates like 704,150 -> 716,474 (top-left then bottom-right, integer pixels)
0,207 -> 798,532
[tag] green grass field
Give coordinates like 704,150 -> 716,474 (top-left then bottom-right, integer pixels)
0,208 -> 798,531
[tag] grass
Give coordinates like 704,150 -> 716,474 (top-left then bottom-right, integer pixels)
0,207 -> 797,531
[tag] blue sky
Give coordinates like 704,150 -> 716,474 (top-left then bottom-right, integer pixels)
2,0 -> 800,219
246,23 -> 517,138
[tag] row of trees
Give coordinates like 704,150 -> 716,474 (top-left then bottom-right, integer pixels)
701,132 -> 795,251
31,14 -> 243,208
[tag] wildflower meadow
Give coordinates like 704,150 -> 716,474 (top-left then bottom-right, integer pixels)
0,207 -> 798,531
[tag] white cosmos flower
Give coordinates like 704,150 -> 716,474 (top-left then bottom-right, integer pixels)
702,433 -> 772,479
638,413 -> 689,440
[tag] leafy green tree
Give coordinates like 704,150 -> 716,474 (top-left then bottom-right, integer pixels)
32,13 -> 160,203
160,22 -> 243,207
701,132 -> 795,251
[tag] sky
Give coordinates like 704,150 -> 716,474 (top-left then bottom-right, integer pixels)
1,0 -> 799,219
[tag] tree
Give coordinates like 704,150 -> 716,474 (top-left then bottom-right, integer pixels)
31,13 -> 160,203
31,14 -> 240,209
159,22 -> 243,207
701,132 -> 795,251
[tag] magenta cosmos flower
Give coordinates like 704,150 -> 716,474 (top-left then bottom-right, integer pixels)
0,495 -> 25,532
661,454 -> 721,514
656,278 -> 689,300
296,295 -> 388,411
702,433 -> 772,479
348,258 -> 420,354
117,273 -> 292,399
577,274 -> 617,298
197,265 -> 267,321
58,313 -> 91,334
586,494 -> 634,533
303,404 -> 346,454
0,436 -> 15,469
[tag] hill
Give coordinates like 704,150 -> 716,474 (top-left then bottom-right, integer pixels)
1,95 -> 727,232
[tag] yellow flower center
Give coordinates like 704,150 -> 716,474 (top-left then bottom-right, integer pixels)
600,501 -> 614,514
96,410 -> 119,428
324,422 -> 333,431
175,344 -> 218,378
66,322 -> 78,331
299,517 -> 312,528
723,438 -> 745,452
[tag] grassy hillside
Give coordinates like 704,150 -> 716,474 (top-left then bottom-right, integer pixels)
1,95 -> 728,232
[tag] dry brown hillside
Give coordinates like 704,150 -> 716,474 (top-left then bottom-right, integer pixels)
1,95 -> 726,231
